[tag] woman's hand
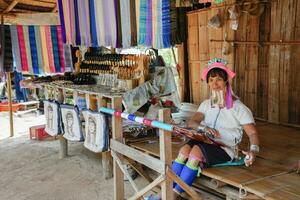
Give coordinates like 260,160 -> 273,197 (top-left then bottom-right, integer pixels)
204,127 -> 221,138
242,150 -> 256,167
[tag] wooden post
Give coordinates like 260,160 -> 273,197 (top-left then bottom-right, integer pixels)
159,109 -> 173,200
57,88 -> 67,158
112,96 -> 124,200
59,136 -> 68,159
7,72 -> 14,137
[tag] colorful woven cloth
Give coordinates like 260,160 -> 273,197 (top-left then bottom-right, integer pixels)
10,26 -> 21,72
162,0 -> 171,48
120,0 -> 131,48
0,25 -> 13,72
138,0 -> 148,45
28,26 -> 40,74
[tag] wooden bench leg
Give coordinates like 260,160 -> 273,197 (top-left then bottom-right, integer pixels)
59,136 -> 68,159
102,151 -> 113,179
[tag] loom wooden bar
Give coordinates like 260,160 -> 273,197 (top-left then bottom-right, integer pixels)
7,72 -> 14,137
159,109 -> 173,200
110,140 -> 165,174
111,97 -> 124,200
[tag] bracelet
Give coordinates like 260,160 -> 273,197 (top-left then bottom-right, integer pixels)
250,144 -> 260,153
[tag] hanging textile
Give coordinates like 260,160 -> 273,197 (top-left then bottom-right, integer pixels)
45,26 -> 56,73
0,25 -> 13,72
89,0 -> 98,47
120,0 -> 131,48
57,0 -> 66,43
162,0 -> 171,48
10,26 -> 21,72
23,26 -> 33,74
51,26 -> 61,73
11,25 -> 66,74
83,110 -> 109,153
28,26 -> 40,74
56,0 -> 175,48
138,0 -> 148,45
130,0 -> 138,46
103,0 -> 117,47
40,26 -> 50,73
78,0 -> 91,46
34,26 -> 44,74
61,105 -> 84,142
115,0 -> 122,48
94,0 -> 105,46
16,26 -> 29,72
63,44 -> 73,72
73,0 -> 81,45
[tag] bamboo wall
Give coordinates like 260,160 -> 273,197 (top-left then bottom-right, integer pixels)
187,0 -> 300,126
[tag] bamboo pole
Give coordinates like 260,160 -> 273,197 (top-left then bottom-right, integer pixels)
7,72 -> 14,137
1,14 -> 14,137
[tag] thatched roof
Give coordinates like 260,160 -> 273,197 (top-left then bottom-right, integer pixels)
0,0 -> 58,25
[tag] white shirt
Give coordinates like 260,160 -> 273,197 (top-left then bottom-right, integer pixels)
198,99 -> 255,159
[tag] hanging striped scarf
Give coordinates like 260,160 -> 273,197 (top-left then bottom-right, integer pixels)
57,0 -> 66,43
28,26 -> 40,74
0,25 -> 13,72
81,0 -> 91,46
94,0 -> 105,46
138,0 -> 148,45
73,0 -> 81,45
145,0 -> 153,46
89,0 -> 98,47
162,0 -> 171,48
10,26 -> 21,72
68,0 -> 76,45
23,26 -> 33,74
130,0 -> 137,46
115,0 -> 122,48
63,44 -> 73,72
120,0 -> 131,48
56,26 -> 65,73
51,26 -> 61,73
45,26 -> 55,73
102,0 -> 117,47
39,26 -> 50,73
152,0 -> 157,48
135,0 -> 140,43
34,26 -> 44,74
62,0 -> 71,44
155,0 -> 163,48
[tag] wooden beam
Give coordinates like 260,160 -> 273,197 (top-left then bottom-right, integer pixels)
18,0 -> 55,8
4,0 -> 19,13
167,168 -> 203,200
0,0 -> 9,8
112,97 -> 124,200
110,139 -> 165,174
51,4 -> 57,12
128,175 -> 165,200
7,72 -> 14,137
159,109 -> 173,200
3,13 -> 59,25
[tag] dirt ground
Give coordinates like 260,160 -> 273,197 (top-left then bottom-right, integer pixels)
0,112 -> 221,200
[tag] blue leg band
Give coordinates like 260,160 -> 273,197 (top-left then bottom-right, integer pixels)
174,165 -> 199,193
172,160 -> 185,187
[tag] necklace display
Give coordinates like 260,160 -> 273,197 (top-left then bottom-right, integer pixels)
79,52 -> 148,80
